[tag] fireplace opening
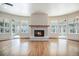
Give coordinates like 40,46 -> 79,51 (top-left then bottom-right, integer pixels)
34,30 -> 44,37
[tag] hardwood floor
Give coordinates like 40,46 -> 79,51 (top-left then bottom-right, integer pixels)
0,38 -> 79,56
28,41 -> 49,56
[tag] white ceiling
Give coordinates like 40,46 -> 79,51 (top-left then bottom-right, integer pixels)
0,3 -> 79,16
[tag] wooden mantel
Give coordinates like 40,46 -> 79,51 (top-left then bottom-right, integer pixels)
29,25 -> 49,27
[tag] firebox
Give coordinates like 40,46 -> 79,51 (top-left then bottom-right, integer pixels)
34,30 -> 44,37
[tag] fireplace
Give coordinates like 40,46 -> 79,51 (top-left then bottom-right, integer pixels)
29,12 -> 49,40
34,30 -> 44,37
29,25 -> 49,39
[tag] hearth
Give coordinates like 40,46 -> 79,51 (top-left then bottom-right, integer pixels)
34,30 -> 44,37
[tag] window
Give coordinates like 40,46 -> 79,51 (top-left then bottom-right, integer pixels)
21,20 -> 29,33
4,19 -> 10,33
51,25 -> 57,33
77,23 -> 79,33
68,19 -> 77,34
0,19 -> 10,34
0,20 -> 4,33
11,19 -> 20,35
76,18 -> 79,33
50,20 -> 58,33
69,24 -> 76,33
0,21 -> 4,27
0,28 -> 4,33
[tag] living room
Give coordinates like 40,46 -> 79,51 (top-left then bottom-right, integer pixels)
0,3 -> 79,56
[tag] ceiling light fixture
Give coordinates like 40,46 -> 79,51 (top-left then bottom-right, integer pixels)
3,3 -> 13,6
